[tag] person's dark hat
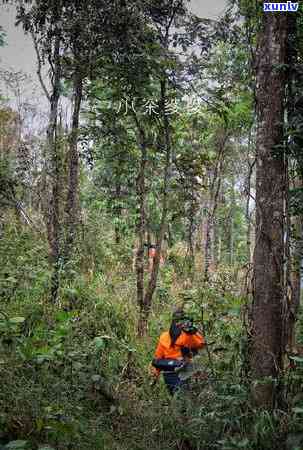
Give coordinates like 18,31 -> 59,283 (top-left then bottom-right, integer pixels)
172,308 -> 187,322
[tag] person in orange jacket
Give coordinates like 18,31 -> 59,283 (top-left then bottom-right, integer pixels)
148,244 -> 164,272
151,308 -> 205,395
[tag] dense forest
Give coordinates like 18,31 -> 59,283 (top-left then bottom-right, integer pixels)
0,1 -> 303,449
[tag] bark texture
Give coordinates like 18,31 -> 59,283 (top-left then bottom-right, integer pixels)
64,69 -> 83,263
47,34 -> 62,303
251,10 -> 288,408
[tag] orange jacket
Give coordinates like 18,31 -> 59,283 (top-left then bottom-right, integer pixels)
149,248 -> 157,258
154,330 -> 205,360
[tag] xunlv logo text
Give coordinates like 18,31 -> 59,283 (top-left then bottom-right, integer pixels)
263,2 -> 299,11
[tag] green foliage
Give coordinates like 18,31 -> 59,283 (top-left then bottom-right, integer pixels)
0,225 -> 49,301
0,271 -> 134,448
0,230 -> 298,450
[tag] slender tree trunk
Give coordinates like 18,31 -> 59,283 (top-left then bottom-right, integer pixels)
114,182 -> 122,245
134,117 -> 147,335
251,9 -> 288,408
213,189 -> 222,269
136,7 -> 179,335
136,153 -> 146,316
204,138 -> 225,281
229,176 -> 235,266
33,25 -> 62,303
47,35 -> 62,303
199,202 -> 207,260
138,78 -> 171,335
64,69 -> 83,263
204,210 -> 214,281
215,219 -> 222,267
187,186 -> 196,277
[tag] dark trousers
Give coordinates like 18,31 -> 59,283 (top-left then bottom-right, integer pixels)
163,372 -> 189,396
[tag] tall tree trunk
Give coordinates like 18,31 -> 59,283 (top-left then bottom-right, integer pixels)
32,22 -> 62,303
203,133 -> 225,281
138,78 -> 171,336
133,116 -> 147,335
114,182 -> 122,245
187,185 -> 196,278
136,6 -> 178,335
250,8 -> 288,408
204,209 -> 214,281
229,176 -> 235,266
47,34 -> 62,303
64,69 -> 83,264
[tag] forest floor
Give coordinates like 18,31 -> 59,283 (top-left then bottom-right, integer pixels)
0,251 -> 303,450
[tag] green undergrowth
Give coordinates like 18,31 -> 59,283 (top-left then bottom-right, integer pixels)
0,235 -> 302,450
